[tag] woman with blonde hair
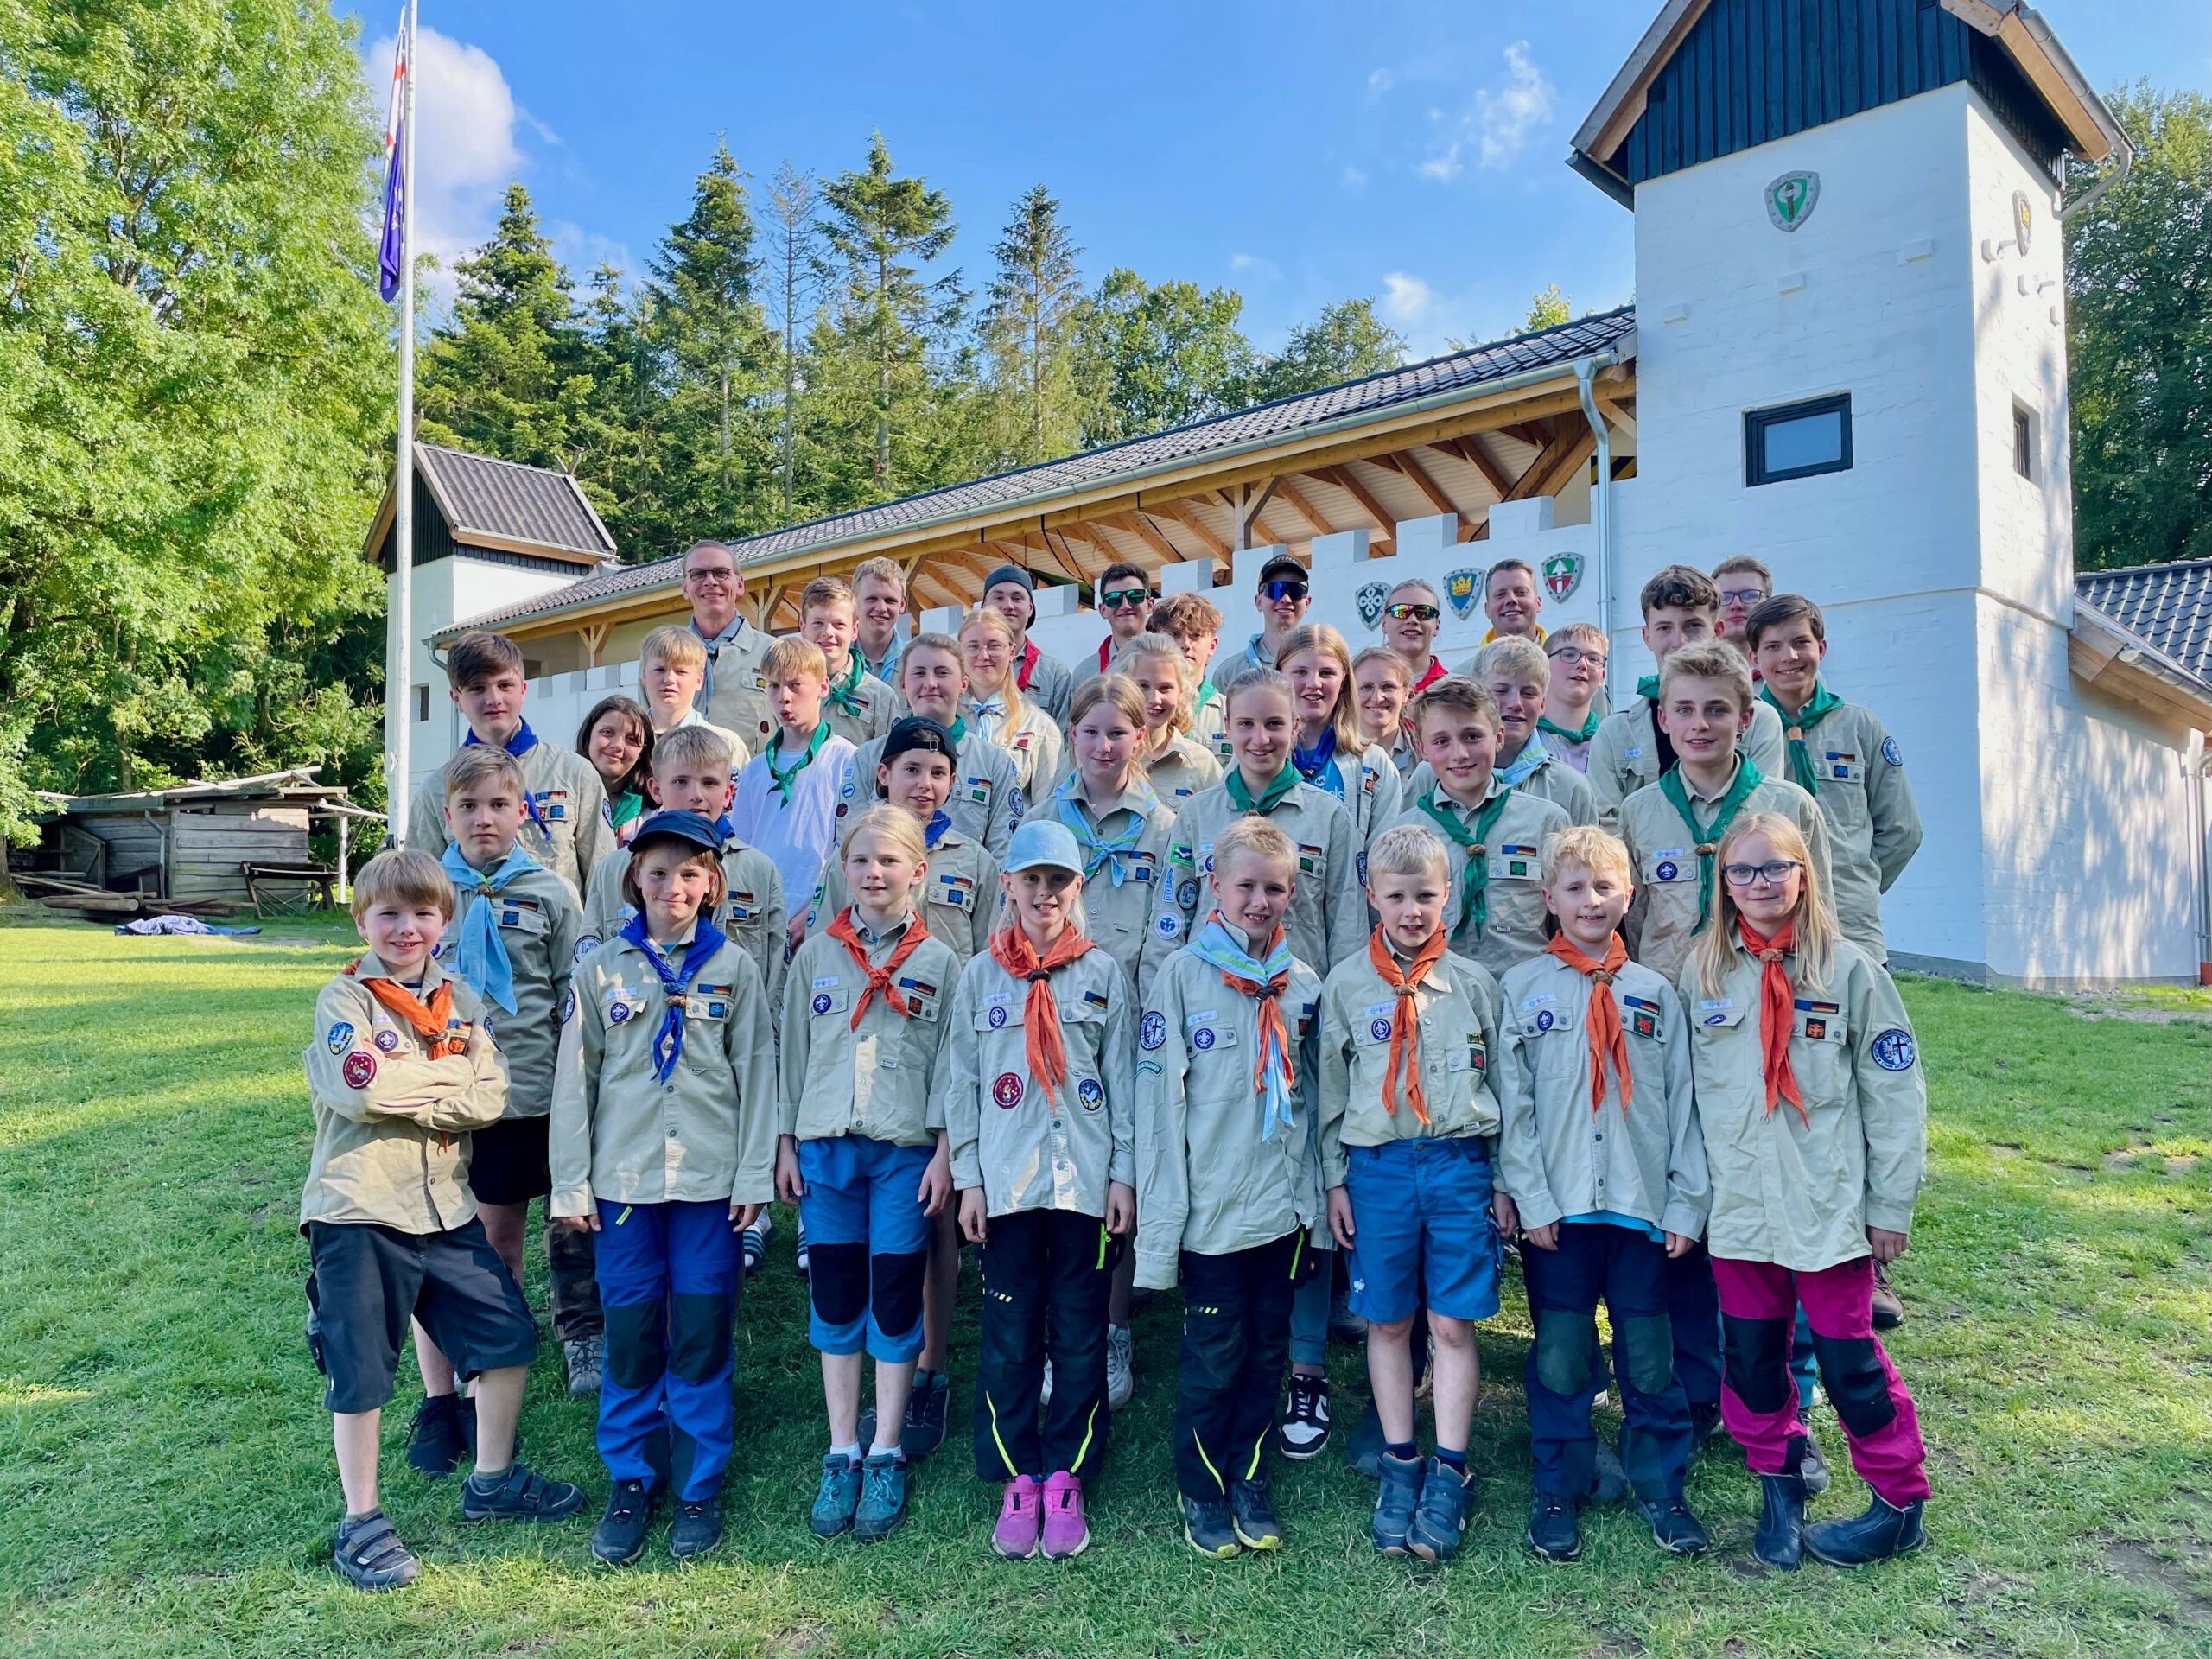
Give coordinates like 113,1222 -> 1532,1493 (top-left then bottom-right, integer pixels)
1275,623 -> 1401,842
1122,632 -> 1223,808
958,606 -> 1063,808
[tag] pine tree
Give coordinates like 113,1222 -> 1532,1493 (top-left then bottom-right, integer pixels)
764,162 -> 822,520
980,184 -> 1085,465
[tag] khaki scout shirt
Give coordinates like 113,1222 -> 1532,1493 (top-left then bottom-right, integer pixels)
1407,745 -> 1595,826
1316,945 -> 1503,1188
810,827 -> 996,972
1680,938 -> 1926,1272
428,858 -> 581,1120
1306,743 -> 1403,847
823,664 -> 908,749
1618,762 -> 1834,988
1057,781 -> 1179,1002
550,925 -> 778,1217
944,941 -> 1136,1218
1376,782 -> 1573,981
1192,689 -> 1232,768
1587,696 -> 1787,834
1142,778 -> 1368,994
300,956 -> 508,1233
842,728 -> 1026,860
697,615 -> 779,751
1018,644 -> 1076,728
998,702 -> 1065,809
409,737 -> 611,893
1134,941 -> 1325,1287
779,913 -> 957,1147
1767,700 -> 1923,960
1141,731 -> 1223,810
1492,953 -> 1708,1239
579,836 -> 788,1020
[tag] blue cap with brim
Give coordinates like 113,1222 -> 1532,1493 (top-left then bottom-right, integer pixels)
626,809 -> 722,858
1003,819 -> 1084,874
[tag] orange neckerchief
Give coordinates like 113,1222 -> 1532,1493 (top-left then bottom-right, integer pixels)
1544,932 -> 1631,1118
346,961 -> 464,1058
1738,918 -> 1808,1127
1367,925 -> 1447,1125
1210,922 -> 1296,1127
988,924 -> 1096,1105
827,906 -> 932,1029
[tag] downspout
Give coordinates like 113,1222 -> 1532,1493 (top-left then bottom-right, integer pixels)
2189,731 -> 2211,985
1573,358 -> 1618,644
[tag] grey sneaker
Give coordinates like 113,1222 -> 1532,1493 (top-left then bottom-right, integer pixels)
563,1335 -> 603,1397
1105,1324 -> 1134,1409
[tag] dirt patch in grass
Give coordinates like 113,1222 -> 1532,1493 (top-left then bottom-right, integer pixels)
2103,1539 -> 2212,1623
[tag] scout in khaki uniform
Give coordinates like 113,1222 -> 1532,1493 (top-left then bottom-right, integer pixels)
1494,826 -> 1709,1567
1474,636 -> 1599,827
683,538 -> 779,751
1684,813 -> 1929,1573
1124,630 -> 1224,809
1376,677 -> 1573,982
841,631 -> 1025,860
303,849 -> 583,1592
946,821 -> 1137,1563
779,805 -> 959,1545
1618,643 -> 1834,989
804,575 -> 909,747
982,563 -> 1077,728
1750,594 -> 1923,963
1151,592 -> 1232,769
1352,646 -> 1420,776
636,625 -> 751,769
1135,817 -> 1325,1561
1539,622 -> 1612,775
551,811 -> 777,1567
1318,824 -> 1508,1565
580,723 -> 787,1018
1054,677 -> 1179,1001
1277,623 -> 1404,843
1141,667 -> 1366,995
407,629 -> 610,891
960,605 -> 1065,808
1587,567 -> 1786,832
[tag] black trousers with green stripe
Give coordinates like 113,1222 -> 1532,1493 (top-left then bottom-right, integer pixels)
1174,1230 -> 1313,1503
972,1208 -> 1119,1482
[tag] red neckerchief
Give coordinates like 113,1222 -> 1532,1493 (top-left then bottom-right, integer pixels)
826,907 -> 932,1028
1739,918 -> 1808,1126
1017,638 -> 1041,690
1543,933 -> 1630,1117
987,925 -> 1096,1104
1367,926 -> 1446,1124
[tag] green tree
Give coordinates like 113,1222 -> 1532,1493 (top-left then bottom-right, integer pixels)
2066,83 -> 2212,571
1245,296 -> 1406,402
1072,268 -> 1254,445
980,184 -> 1086,464
1523,283 -> 1572,331
764,162 -> 822,519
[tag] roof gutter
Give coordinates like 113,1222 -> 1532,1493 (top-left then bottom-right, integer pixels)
2018,3 -> 2133,221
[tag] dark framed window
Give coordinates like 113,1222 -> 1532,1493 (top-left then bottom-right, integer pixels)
2012,405 -> 2035,480
414,684 -> 430,722
1745,393 -> 1852,487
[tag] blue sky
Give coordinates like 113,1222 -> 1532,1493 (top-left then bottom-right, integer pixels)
360,0 -> 2208,357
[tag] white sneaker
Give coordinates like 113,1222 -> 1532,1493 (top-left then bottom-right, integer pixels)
1105,1325 -> 1134,1409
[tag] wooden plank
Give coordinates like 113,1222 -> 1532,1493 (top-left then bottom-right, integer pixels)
1439,435 -> 1512,499
1107,512 -> 1183,566
1158,502 -> 1229,560
1319,463 -> 1399,537
1271,477 -> 1337,538
1389,449 -> 1465,519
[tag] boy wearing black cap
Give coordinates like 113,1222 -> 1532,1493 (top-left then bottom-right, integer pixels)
983,564 -> 1075,728
1229,553 -> 1313,680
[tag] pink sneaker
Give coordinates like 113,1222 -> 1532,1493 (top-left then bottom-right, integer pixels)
993,1474 -> 1041,1559
1040,1471 -> 1090,1560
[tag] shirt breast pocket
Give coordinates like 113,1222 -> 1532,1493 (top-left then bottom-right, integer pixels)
1822,755 -> 1864,786
1123,851 -> 1159,888
724,889 -> 764,925
936,875 -> 979,912
1643,849 -> 1696,888
688,984 -> 734,1022
1296,842 -> 1327,880
1494,843 -> 1542,883
807,982 -> 850,1020
495,902 -> 551,942
975,1000 -> 1017,1035
1452,1030 -> 1488,1077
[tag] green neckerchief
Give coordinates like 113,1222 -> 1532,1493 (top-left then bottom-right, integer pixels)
1537,709 -> 1600,746
1195,677 -> 1218,712
1225,762 -> 1299,814
1417,784 -> 1513,938
1656,757 -> 1765,931
1635,674 -> 1660,703
766,720 -> 831,804
1759,680 -> 1844,796
825,652 -> 868,716
943,715 -> 968,747
609,789 -> 646,830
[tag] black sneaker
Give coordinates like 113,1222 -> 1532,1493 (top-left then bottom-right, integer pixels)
1230,1476 -> 1282,1551
333,1510 -> 419,1591
1180,1493 -> 1241,1559
670,1494 -> 724,1560
405,1395 -> 469,1478
1525,1492 -> 1583,1562
1636,1494 -> 1710,1555
1406,1459 -> 1471,1562
874,1369 -> 950,1462
591,1478 -> 656,1565
459,1463 -> 586,1523
1276,1374 -> 1331,1462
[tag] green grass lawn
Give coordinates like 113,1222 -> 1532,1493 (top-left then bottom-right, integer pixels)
1,918 -> 2208,1658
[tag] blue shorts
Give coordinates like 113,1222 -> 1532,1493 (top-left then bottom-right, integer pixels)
1344,1136 -> 1502,1324
797,1135 -> 934,1361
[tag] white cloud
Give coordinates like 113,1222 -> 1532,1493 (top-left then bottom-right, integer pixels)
1380,271 -> 1434,327
1418,41 -> 1554,182
1366,67 -> 1395,97
552,221 -> 635,288
365,26 -> 529,298
1341,165 -> 1369,189
1230,251 -> 1283,283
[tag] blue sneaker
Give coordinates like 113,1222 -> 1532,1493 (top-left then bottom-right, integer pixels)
854,1452 -> 909,1543
1370,1452 -> 1424,1554
809,1452 -> 861,1538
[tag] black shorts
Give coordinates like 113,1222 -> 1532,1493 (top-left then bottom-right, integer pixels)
468,1116 -> 551,1206
306,1218 -> 537,1414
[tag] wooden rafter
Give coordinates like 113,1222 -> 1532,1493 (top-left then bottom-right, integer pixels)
1438,435 -> 1512,499
1319,463 -> 1398,539
1109,512 -> 1183,566
1505,424 -> 1599,502
1387,449 -> 1463,520
1158,501 -> 1229,560
1224,478 -> 1280,551
1272,476 -> 1337,538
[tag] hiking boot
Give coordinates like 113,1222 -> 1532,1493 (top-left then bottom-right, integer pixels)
810,1452 -> 861,1538
1105,1324 -> 1135,1409
590,1478 -> 655,1565
1870,1262 -> 1905,1330
1592,1436 -> 1630,1503
1276,1374 -> 1331,1461
1801,1429 -> 1832,1497
1040,1471 -> 1089,1560
1525,1492 -> 1583,1563
1753,1471 -> 1807,1571
854,1452 -> 909,1543
1805,1494 -> 1925,1567
1230,1476 -> 1282,1551
405,1394 -> 469,1478
1370,1451 -> 1424,1554
1180,1492 -> 1241,1559
1636,1494 -> 1710,1555
460,1462 -> 585,1523
563,1334 -> 603,1397
669,1494 -> 723,1560
993,1474 -> 1041,1560
1407,1459 -> 1471,1562
739,1211 -> 772,1279
333,1510 -> 419,1592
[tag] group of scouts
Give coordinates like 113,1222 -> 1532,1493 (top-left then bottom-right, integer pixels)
303,538 -> 1931,1592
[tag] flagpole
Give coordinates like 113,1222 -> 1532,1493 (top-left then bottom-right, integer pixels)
386,0 -> 419,847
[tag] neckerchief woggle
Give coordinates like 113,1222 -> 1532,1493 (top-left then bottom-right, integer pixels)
620,912 -> 729,1082
1760,680 -> 1845,796
438,842 -> 539,1014
1656,757 -> 1765,931
1185,912 -> 1298,1141
1055,772 -> 1159,886
766,720 -> 830,804
463,721 -> 547,836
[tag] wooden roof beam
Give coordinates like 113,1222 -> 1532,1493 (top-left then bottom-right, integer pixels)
1319,463 -> 1398,541
1383,449 -> 1465,521
1158,501 -> 1230,561
1437,435 -> 1513,499
1106,512 -> 1185,567
1271,476 -> 1337,538
1506,425 -> 1599,502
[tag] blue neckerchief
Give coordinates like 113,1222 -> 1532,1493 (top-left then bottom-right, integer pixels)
925,809 -> 952,849
1185,912 -> 1299,1141
1292,728 -> 1340,798
690,614 -> 749,708
464,721 -> 548,834
619,912 -> 730,1083
1054,772 -> 1158,886
438,842 -> 540,1014
712,811 -> 740,845
1498,734 -> 1549,788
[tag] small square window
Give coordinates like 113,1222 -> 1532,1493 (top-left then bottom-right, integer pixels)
2012,404 -> 2035,480
413,684 -> 429,723
1746,393 -> 1853,487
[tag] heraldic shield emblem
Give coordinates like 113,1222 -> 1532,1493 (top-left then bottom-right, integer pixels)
1542,552 -> 1583,602
1444,567 -> 1483,620
1765,169 -> 1820,232
1355,581 -> 1389,631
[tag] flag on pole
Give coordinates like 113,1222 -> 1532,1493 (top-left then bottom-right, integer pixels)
377,10 -> 410,302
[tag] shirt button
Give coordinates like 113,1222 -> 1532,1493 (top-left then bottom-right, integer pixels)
1593,1131 -> 1603,1141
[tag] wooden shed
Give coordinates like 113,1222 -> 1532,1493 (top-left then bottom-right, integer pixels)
31,768 -> 351,908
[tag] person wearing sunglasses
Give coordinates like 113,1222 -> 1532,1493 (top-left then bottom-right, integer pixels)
1235,552 -> 1313,678
1090,562 -> 1156,673
1381,580 -> 1448,693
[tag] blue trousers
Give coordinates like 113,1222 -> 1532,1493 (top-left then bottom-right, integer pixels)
1524,1224 -> 1694,1503
594,1198 -> 740,1503
797,1135 -> 931,1361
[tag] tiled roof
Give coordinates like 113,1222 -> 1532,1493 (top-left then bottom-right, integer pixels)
445,306 -> 1636,635
418,442 -> 615,558
2076,559 -> 2212,682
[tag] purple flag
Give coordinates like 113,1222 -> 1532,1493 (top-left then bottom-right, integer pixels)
377,13 -> 410,302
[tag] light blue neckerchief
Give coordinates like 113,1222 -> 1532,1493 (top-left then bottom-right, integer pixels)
438,842 -> 540,1014
1054,772 -> 1159,886
461,721 -> 547,835
1184,912 -> 1298,1141
1498,734 -> 1549,789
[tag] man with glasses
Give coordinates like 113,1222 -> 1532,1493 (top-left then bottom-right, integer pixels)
1711,556 -> 1772,665
852,557 -> 912,686
1539,623 -> 1612,774
682,540 -> 777,749
1229,552 -> 1313,678
1482,559 -> 1545,645
1380,579 -> 1447,692
1090,561 -> 1155,673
